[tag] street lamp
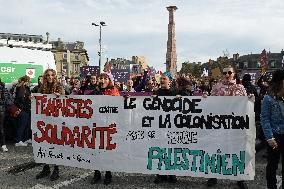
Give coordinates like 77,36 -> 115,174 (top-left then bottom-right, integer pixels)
92,21 -> 107,73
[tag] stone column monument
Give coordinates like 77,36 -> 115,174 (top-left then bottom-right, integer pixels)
166,6 -> 178,75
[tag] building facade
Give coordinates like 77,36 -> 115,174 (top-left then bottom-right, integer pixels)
51,38 -> 89,77
104,56 -> 148,73
233,50 -> 284,72
0,32 -> 52,49
179,50 -> 284,82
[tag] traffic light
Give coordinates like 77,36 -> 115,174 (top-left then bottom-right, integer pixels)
98,51 -> 101,56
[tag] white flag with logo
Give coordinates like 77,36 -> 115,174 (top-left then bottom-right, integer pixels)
26,68 -> 35,78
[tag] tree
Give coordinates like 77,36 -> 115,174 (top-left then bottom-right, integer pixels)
179,61 -> 202,77
179,61 -> 193,75
192,64 -> 202,77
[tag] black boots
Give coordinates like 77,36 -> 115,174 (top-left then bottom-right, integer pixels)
154,175 -> 167,184
91,170 -> 112,185
103,171 -> 112,185
168,175 -> 177,183
36,165 -> 59,181
237,181 -> 248,189
91,170 -> 102,184
36,165 -> 50,179
206,178 -> 248,189
206,178 -> 217,187
50,166 -> 60,181
154,175 -> 177,184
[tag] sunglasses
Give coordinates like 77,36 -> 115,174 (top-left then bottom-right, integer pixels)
223,71 -> 233,75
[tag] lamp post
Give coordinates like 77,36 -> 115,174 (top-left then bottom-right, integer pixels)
92,21 -> 107,73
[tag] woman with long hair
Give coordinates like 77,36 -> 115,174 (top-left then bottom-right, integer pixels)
14,75 -> 32,146
91,72 -> 119,185
261,70 -> 284,189
36,69 -> 64,181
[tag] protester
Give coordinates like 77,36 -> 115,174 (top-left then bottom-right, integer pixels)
201,79 -> 212,96
242,74 -> 258,97
154,71 -> 176,96
125,79 -> 135,92
83,74 -> 99,95
134,70 -> 149,92
31,75 -> 43,93
91,72 -> 120,185
114,81 -> 122,91
71,77 -> 83,95
14,75 -> 32,146
0,80 -> 14,152
35,69 -> 65,181
261,70 -> 284,189
63,76 -> 72,95
7,104 -> 28,147
14,75 -> 31,115
145,79 -> 156,92
207,66 -> 248,189
153,71 -> 177,184
176,76 -> 192,96
256,73 -> 271,152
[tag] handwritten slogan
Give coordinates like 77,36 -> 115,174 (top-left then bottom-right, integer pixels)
31,95 -> 255,180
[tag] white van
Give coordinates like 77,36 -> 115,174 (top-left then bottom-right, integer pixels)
0,46 -> 56,86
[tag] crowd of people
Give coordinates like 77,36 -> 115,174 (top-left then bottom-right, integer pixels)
0,66 -> 283,189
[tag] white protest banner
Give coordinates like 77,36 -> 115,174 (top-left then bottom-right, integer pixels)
31,95 -> 255,180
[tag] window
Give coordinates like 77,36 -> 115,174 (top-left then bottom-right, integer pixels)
75,54 -> 80,61
270,61 -> 275,68
74,63 -> 80,73
236,63 -> 239,69
257,62 -> 261,68
62,62 -> 68,70
63,53 -> 67,59
243,62 -> 248,68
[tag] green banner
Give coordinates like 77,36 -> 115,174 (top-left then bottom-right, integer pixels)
0,62 -> 43,84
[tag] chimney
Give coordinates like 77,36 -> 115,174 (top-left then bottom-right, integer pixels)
46,32 -> 50,43
233,53 -> 239,61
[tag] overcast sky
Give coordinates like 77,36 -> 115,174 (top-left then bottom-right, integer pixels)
1,0 -> 284,71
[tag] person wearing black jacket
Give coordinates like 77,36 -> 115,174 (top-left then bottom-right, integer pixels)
0,80 -> 14,152
14,75 -> 32,146
153,72 -> 177,184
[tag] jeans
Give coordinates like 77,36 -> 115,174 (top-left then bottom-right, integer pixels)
266,133 -> 284,189
15,111 -> 29,143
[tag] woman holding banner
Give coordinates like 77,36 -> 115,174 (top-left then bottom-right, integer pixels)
207,66 -> 248,189
35,69 -> 65,181
91,72 -> 120,185
261,70 -> 284,189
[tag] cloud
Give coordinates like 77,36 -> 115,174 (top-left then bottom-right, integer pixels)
1,0 -> 284,71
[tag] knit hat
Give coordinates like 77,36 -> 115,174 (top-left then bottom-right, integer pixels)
162,71 -> 174,81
